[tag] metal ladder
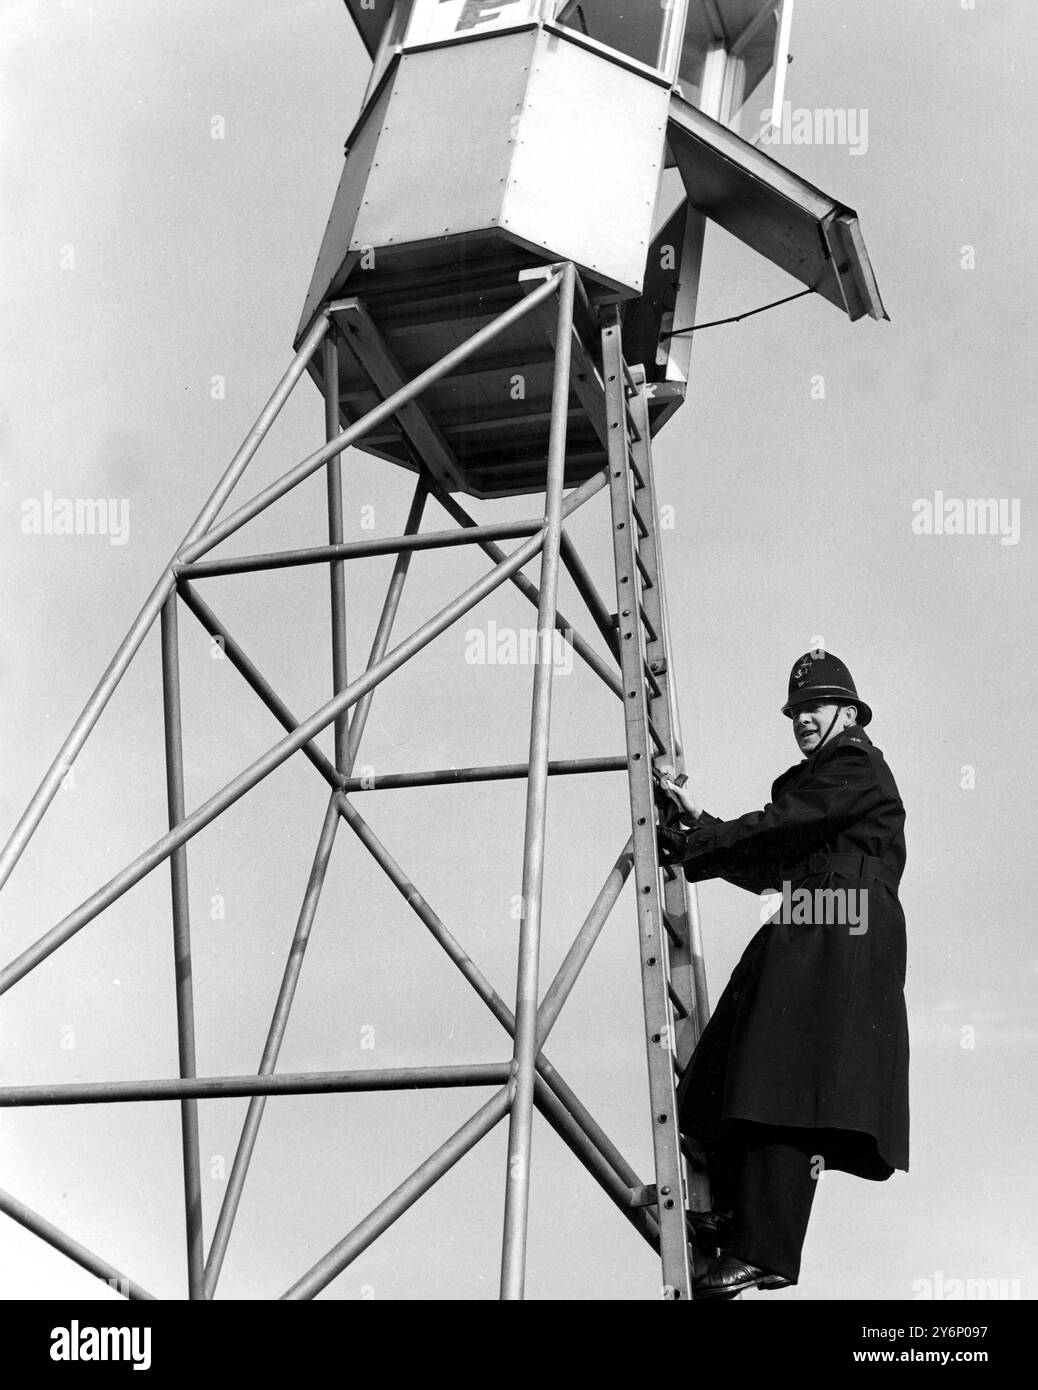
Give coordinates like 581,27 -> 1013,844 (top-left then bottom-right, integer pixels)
600,308 -> 709,1300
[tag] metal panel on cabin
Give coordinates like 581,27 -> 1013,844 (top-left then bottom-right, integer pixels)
350,31 -> 534,256
667,92 -> 887,321
296,77 -> 394,341
502,29 -> 669,296
622,201 -> 688,382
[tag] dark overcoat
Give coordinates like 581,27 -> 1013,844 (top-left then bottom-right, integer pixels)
664,725 -> 909,1179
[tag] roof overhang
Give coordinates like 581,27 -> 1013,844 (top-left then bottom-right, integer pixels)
668,91 -> 888,321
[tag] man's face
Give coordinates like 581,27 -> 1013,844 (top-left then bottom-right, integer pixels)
793,701 -> 855,754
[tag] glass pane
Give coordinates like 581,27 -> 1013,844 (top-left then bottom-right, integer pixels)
736,29 -> 776,116
676,2 -> 777,122
677,34 -> 708,105
555,0 -> 667,71
406,0 -> 542,47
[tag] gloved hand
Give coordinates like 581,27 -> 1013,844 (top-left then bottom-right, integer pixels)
657,823 -> 689,867
655,763 -> 702,820
653,767 -> 686,827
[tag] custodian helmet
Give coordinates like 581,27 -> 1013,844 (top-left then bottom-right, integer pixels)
781,651 -> 872,727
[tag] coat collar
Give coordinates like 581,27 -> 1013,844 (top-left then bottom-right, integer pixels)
821,723 -> 872,755
791,723 -> 872,773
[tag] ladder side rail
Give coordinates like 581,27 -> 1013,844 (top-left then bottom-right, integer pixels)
626,381 -> 700,1067
601,311 -> 692,1301
627,376 -> 714,1232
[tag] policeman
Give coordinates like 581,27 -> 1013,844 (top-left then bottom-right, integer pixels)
657,651 -> 909,1299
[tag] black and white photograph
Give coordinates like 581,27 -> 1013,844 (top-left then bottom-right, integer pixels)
0,0 -> 1033,1360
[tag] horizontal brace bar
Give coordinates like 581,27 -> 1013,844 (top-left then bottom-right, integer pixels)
339,756 -> 628,792
0,1064 -> 512,1108
175,520 -> 546,579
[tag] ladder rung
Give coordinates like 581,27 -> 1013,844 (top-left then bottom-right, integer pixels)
638,603 -> 658,643
661,913 -> 685,948
630,500 -> 650,538
646,717 -> 667,756
661,906 -> 686,950
667,983 -> 690,1020
642,662 -> 662,699
635,551 -> 654,590
623,395 -> 644,445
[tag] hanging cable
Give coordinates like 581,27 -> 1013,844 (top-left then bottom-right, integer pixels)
661,287 -> 813,339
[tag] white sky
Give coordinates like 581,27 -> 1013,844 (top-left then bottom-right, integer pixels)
1,0 -> 1036,1301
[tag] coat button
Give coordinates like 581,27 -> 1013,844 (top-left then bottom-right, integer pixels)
732,990 -> 740,1001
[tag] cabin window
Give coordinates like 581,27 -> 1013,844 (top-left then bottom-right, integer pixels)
554,1 -> 671,72
678,2 -> 781,123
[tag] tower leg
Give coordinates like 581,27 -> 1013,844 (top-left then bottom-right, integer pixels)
160,594 -> 205,1299
323,334 -> 350,773
500,264 -> 577,1300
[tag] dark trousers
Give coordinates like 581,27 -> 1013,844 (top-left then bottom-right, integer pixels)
707,1122 -> 821,1283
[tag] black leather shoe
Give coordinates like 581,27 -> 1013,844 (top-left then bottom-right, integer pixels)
692,1255 -> 774,1300
687,1209 -> 733,1251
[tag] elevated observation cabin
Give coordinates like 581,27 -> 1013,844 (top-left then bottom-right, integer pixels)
299,0 -> 886,498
